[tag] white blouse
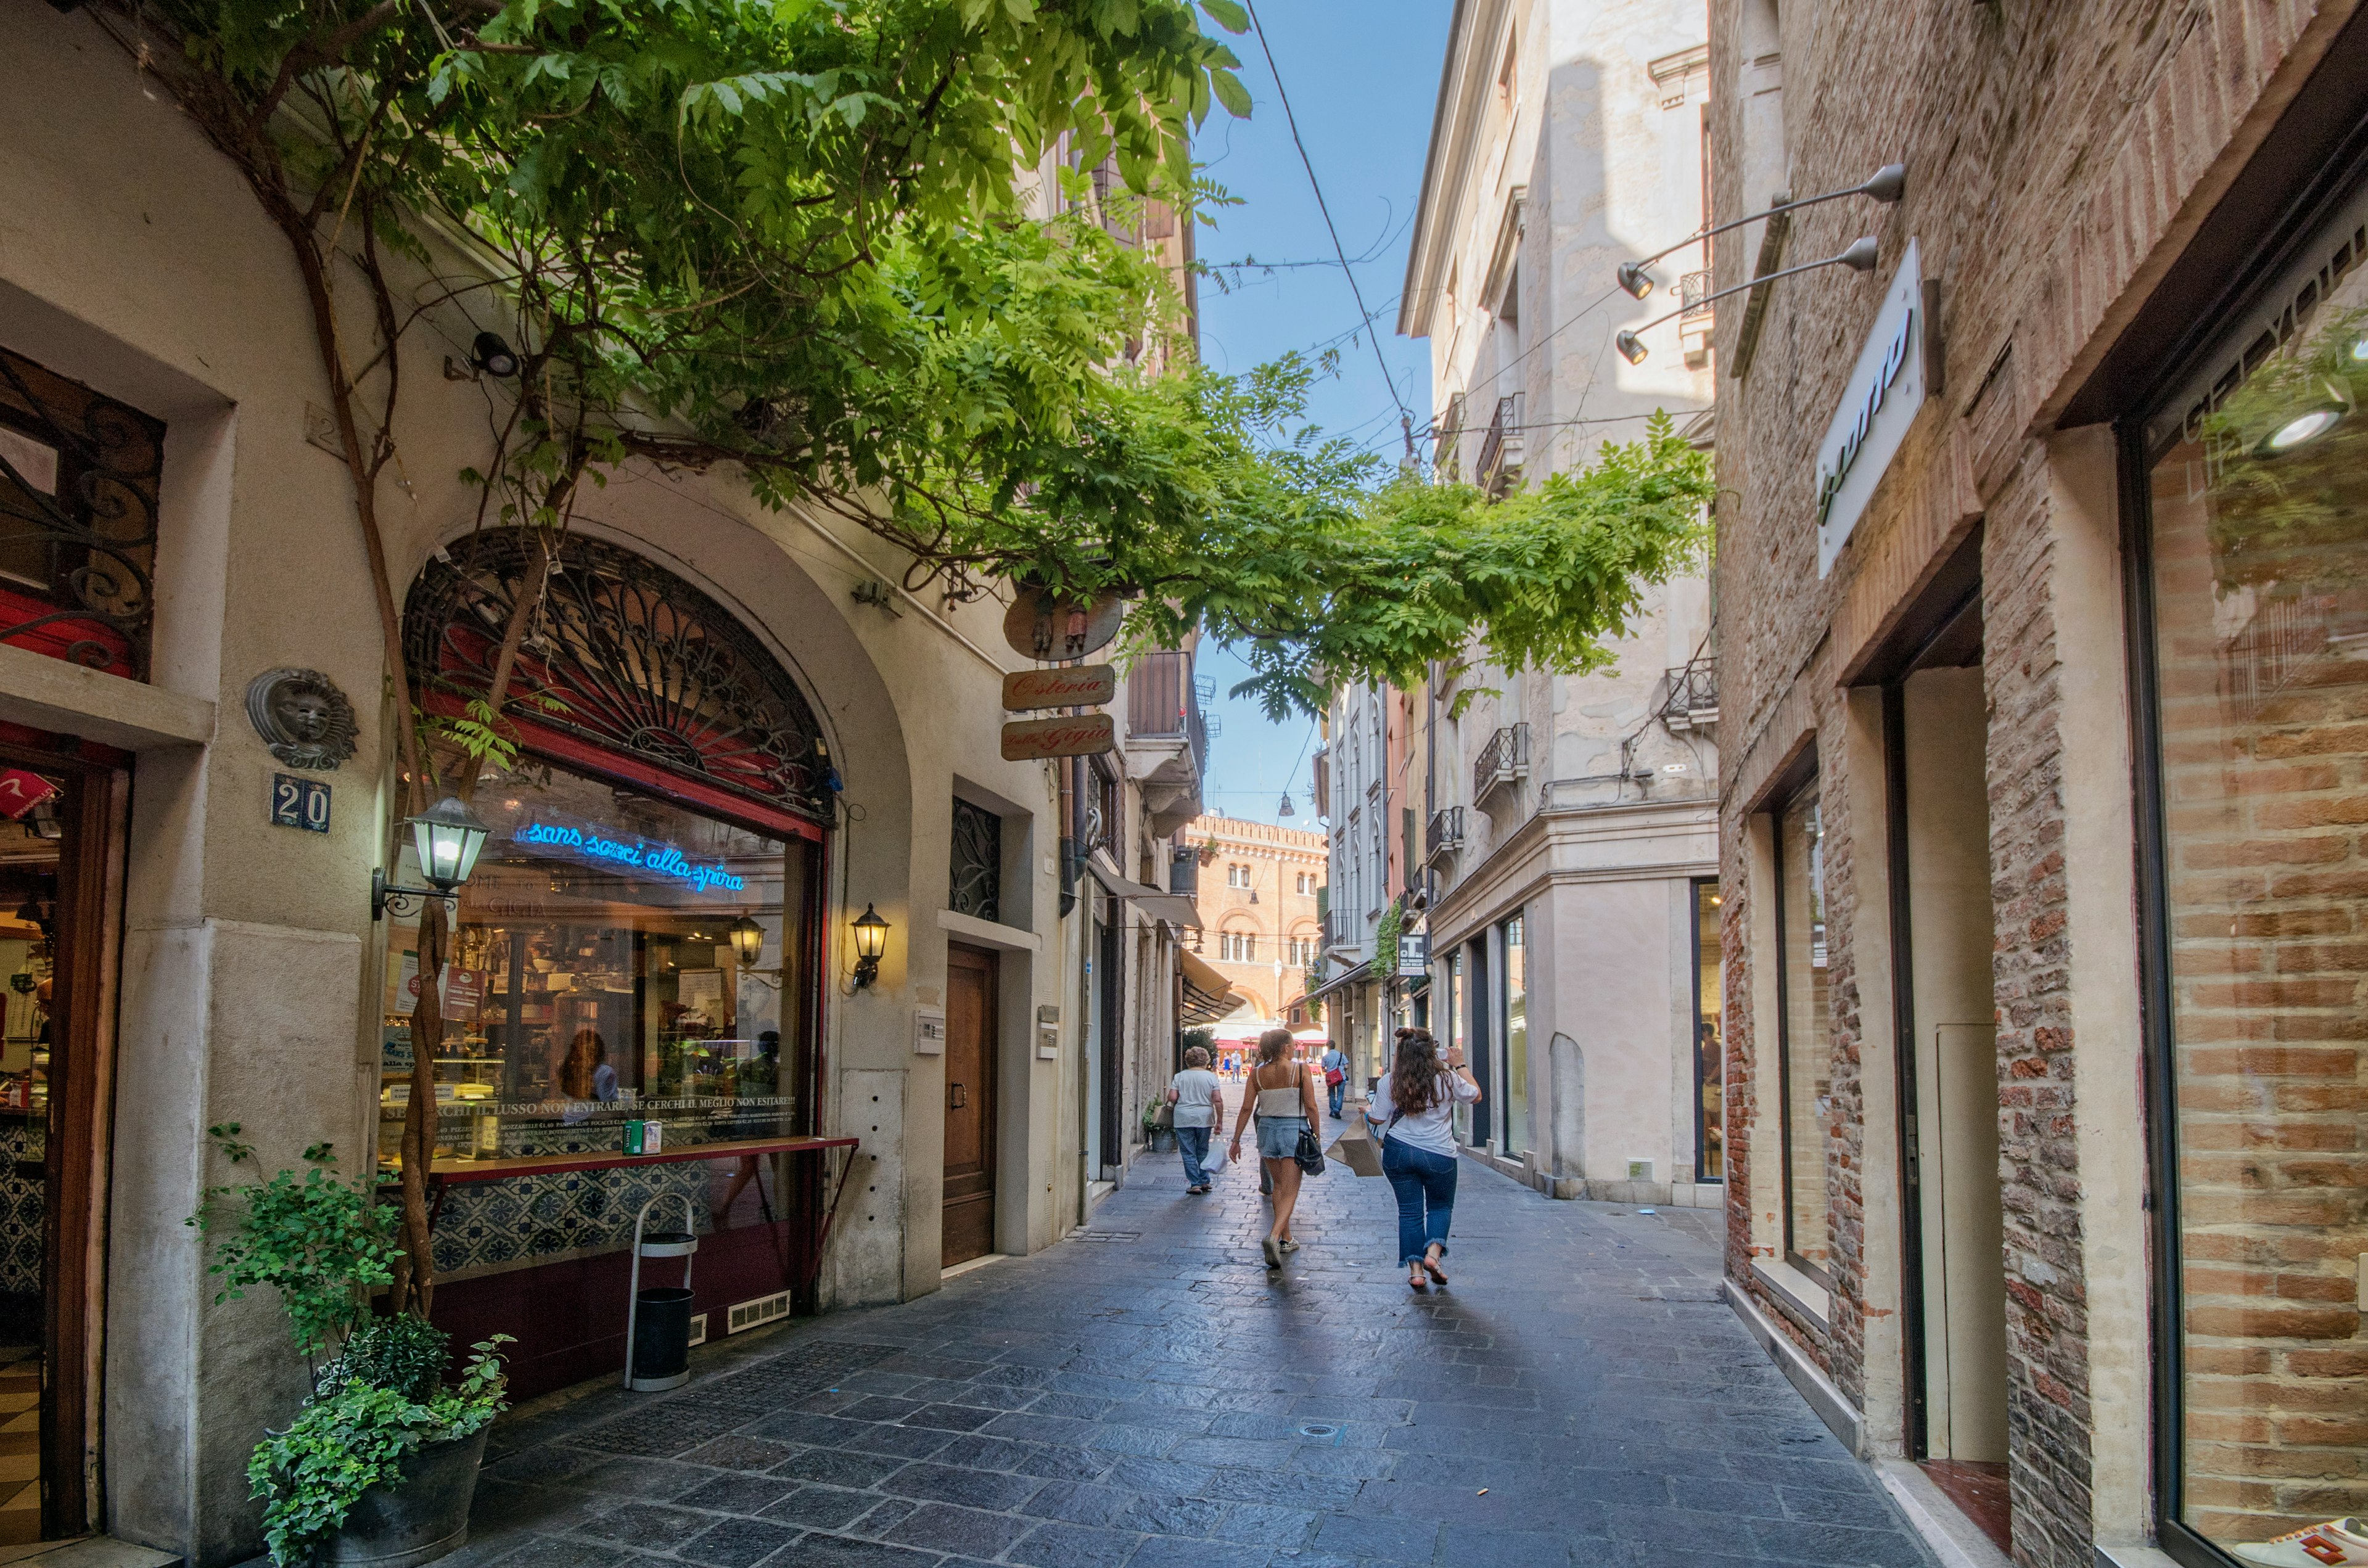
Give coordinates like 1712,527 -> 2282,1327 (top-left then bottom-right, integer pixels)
1367,1069 -> 1481,1159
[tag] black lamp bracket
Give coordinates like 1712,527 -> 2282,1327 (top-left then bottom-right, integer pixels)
372,868 -> 458,922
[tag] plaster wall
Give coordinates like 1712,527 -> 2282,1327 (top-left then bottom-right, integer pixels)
0,8 -> 1121,1558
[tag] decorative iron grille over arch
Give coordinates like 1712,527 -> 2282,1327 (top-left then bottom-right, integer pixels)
405,531 -> 833,824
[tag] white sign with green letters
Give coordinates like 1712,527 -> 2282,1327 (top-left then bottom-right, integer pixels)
1815,238 -> 1927,578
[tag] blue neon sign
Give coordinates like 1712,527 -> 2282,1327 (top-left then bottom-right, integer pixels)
514,820 -> 747,894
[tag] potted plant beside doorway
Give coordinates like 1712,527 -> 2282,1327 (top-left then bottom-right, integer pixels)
192,1127 -> 511,1568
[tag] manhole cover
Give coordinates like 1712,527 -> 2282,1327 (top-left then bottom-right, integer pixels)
1297,1424 -> 1338,1438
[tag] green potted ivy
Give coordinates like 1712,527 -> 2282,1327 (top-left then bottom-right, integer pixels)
191,1126 -> 511,1568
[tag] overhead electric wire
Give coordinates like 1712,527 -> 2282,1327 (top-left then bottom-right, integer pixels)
1242,0 -> 1418,462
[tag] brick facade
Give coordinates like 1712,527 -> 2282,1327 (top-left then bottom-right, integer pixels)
1708,1 -> 2365,1563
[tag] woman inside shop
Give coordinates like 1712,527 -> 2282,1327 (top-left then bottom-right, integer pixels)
559,1028 -> 619,1124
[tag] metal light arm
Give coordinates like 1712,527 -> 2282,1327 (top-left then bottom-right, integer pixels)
371,868 -> 458,921
1618,164 -> 1904,297
1616,238 -> 1880,364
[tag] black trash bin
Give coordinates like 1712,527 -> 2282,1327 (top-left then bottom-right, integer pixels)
630,1286 -> 695,1387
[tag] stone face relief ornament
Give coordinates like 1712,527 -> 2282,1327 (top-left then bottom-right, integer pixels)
245,668 -> 359,770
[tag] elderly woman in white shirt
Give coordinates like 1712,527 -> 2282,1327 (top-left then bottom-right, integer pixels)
1366,1026 -> 1482,1291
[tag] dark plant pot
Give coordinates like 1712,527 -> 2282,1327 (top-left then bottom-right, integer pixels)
324,1427 -> 488,1568
1148,1130 -> 1177,1153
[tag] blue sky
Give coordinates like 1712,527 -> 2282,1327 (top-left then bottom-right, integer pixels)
1188,0 -> 1450,829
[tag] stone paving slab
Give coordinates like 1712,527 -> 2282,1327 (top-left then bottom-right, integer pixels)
445,1139 -> 1938,1568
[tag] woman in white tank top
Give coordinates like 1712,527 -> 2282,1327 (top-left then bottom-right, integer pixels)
1227,1027 -> 1323,1268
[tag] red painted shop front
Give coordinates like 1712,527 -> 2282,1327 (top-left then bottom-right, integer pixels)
394,532 -> 847,1400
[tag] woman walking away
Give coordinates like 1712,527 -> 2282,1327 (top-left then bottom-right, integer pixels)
1370,1027 -> 1481,1291
1228,1027 -> 1323,1268
1167,1046 -> 1224,1193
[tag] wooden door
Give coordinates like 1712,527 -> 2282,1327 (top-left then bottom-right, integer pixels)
942,945 -> 998,1267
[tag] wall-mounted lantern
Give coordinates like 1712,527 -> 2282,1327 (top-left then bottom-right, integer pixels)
372,795 -> 492,919
850,903 -> 890,990
728,916 -> 766,966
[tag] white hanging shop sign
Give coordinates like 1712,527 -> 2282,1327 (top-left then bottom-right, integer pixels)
1814,238 -> 1933,578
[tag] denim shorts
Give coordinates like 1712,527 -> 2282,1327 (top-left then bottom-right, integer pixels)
1256,1116 -> 1307,1160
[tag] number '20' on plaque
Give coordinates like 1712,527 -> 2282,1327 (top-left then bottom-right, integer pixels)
270,773 -> 331,834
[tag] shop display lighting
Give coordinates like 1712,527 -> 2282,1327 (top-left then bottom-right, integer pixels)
2259,407 -> 2345,452
372,795 -> 494,919
1616,238 -> 1881,365
1616,163 -> 1905,300
850,903 -> 890,990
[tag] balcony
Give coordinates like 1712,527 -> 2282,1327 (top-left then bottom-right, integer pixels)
1680,270 -> 1714,367
1424,807 -> 1465,863
1657,658 -> 1719,732
1472,723 -> 1530,807
1124,650 -> 1210,834
1322,908 -> 1362,955
1474,392 -> 1523,497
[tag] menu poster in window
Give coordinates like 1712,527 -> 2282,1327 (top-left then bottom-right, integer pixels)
676,968 -> 725,1028
443,967 -> 486,1021
385,951 -> 487,1019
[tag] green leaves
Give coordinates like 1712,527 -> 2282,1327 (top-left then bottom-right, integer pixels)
247,1336 -> 511,1566
1209,66 -> 1251,118
190,1133 -> 401,1360
1199,0 -> 1249,32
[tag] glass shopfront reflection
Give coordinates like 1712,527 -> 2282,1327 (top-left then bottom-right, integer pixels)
379,757 -> 818,1176
2142,175 -> 2368,1558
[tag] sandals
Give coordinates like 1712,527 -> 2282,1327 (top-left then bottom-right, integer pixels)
1423,1251 -> 1449,1284
1407,1266 -> 1429,1291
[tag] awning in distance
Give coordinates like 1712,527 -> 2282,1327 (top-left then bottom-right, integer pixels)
1178,948 -> 1241,1027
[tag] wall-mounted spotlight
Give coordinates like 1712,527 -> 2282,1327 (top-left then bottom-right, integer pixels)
850,903 -> 890,990
1616,163 -> 1906,299
1616,238 -> 1881,364
472,332 -> 522,377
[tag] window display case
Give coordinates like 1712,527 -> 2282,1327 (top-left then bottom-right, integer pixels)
379,757 -> 820,1180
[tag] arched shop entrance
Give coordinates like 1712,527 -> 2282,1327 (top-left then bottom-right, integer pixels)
395,531 -> 850,1398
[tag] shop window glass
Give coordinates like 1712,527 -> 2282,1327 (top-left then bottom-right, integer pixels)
2144,184 -> 2368,1554
1777,786 -> 1831,1283
1695,879 -> 1724,1181
1501,914 -> 1528,1157
380,756 -> 818,1180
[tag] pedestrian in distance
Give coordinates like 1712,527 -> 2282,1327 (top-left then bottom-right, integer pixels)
1228,1026 -> 1323,1268
1369,1025 -> 1481,1291
1167,1046 -> 1224,1194
1321,1041 -> 1349,1120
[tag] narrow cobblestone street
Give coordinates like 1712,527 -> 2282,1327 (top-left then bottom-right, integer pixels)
448,1146 -> 1938,1568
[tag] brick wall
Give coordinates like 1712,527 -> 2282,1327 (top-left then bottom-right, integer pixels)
1708,1 -> 2364,1562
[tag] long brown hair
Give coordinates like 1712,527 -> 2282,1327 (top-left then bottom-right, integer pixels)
561,1028 -> 606,1099
1389,1027 -> 1449,1115
1254,1027 -> 1293,1068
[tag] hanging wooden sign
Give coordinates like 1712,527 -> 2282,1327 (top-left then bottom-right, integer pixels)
1000,713 -> 1116,761
1002,586 -> 1124,662
1003,665 -> 1117,712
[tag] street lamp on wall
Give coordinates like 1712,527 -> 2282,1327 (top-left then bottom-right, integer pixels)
728,916 -> 766,966
372,795 -> 493,919
850,903 -> 890,990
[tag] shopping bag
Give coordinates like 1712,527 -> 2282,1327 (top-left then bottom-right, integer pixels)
1325,1127 -> 1385,1179
1203,1139 -> 1227,1176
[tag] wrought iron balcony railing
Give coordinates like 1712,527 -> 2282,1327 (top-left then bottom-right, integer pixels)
1656,657 -> 1719,731
1474,392 -> 1523,497
1425,807 -> 1465,863
1472,723 -> 1530,805
1680,270 -> 1714,321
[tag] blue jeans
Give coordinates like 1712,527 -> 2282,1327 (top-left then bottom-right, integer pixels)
1327,1080 -> 1344,1119
1381,1138 -> 1457,1265
1176,1125 -> 1212,1187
